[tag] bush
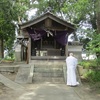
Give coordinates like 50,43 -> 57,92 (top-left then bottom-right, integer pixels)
84,70 -> 100,83
78,60 -> 98,69
79,59 -> 100,83
0,55 -> 15,63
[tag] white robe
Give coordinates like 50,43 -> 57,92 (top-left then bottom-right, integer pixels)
66,56 -> 78,86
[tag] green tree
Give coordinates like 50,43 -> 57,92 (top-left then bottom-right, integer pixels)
0,0 -> 15,58
95,0 -> 100,33
0,0 -> 34,58
87,32 -> 100,58
32,0 -> 66,17
13,0 -> 32,23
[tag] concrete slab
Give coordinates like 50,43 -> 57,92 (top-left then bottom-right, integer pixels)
15,66 -> 30,83
0,74 -> 24,90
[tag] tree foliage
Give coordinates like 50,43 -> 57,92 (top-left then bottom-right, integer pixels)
87,32 -> 100,58
0,0 -> 33,56
0,0 -> 16,51
13,0 -> 32,22
31,0 -> 66,17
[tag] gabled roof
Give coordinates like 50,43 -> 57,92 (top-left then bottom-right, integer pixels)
19,12 -> 75,31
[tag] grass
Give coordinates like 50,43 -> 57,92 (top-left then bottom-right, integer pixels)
0,57 -> 15,63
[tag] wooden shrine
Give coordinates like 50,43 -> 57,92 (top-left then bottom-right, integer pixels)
15,11 -> 75,63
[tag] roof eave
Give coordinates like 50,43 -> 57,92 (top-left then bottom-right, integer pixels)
19,12 -> 75,31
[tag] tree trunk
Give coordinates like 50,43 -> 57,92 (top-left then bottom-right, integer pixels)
0,38 -> 4,58
96,0 -> 100,33
96,13 -> 100,33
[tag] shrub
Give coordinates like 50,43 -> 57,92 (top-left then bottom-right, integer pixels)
78,60 -> 98,69
84,70 -> 100,83
79,59 -> 100,84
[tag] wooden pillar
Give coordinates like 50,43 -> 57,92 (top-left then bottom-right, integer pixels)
65,33 -> 69,57
21,45 -> 23,61
54,40 -> 56,48
41,38 -> 42,49
26,46 -> 29,64
28,38 -> 31,63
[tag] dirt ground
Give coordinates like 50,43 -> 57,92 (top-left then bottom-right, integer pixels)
0,82 -> 100,100
0,72 -> 100,100
81,81 -> 100,99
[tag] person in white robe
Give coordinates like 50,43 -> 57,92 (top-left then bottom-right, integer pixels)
66,53 -> 79,86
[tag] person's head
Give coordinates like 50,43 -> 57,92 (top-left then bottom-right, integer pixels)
69,53 -> 74,56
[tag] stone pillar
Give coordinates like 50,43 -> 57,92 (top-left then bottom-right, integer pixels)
15,44 -> 21,62
65,42 -> 68,57
68,42 -> 83,61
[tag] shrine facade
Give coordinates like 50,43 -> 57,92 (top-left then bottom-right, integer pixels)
15,12 -> 75,62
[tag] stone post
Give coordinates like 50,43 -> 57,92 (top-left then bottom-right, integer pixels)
65,42 -> 68,57
15,44 -> 21,62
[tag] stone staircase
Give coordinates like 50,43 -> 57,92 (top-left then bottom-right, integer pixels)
32,63 -> 65,84
14,61 -> 66,84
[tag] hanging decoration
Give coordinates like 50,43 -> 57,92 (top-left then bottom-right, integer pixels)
26,27 -> 68,46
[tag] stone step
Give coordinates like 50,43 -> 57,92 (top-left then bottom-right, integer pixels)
34,67 -> 63,73
33,77 -> 65,84
34,64 -> 63,68
33,64 -> 64,83
33,72 -> 63,77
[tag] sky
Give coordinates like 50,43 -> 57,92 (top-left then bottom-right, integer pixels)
27,8 -> 37,20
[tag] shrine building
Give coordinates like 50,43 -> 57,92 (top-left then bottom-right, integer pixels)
15,11 -> 75,63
